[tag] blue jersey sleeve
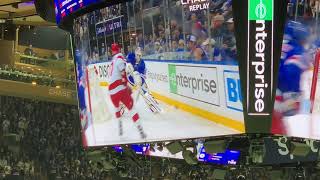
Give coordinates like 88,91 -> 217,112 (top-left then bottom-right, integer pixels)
282,63 -> 302,93
134,60 -> 146,75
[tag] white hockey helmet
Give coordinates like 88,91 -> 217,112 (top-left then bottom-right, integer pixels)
135,47 -> 143,56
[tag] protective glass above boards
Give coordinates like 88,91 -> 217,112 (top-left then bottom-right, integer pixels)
54,0 -> 102,24
73,0 -> 244,147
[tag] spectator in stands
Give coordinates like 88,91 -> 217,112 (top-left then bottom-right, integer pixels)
202,38 -> 215,61
23,44 -> 34,64
222,38 -> 237,61
225,18 -> 235,36
188,35 -> 208,61
170,20 -> 179,33
2,116 -> 9,135
24,45 -> 34,57
176,40 -> 185,52
171,40 -> 178,52
0,64 -> 74,92
224,18 -> 236,54
154,41 -> 164,54
190,14 -> 207,41
172,29 -> 183,42
221,0 -> 233,18
211,14 -> 226,44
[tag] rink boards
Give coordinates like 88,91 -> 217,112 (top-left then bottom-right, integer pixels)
144,60 -> 244,132
87,60 -> 245,133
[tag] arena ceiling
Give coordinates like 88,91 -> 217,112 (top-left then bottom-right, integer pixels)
0,0 -> 55,26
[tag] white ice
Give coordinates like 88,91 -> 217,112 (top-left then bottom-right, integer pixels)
84,89 -> 240,146
281,113 -> 320,140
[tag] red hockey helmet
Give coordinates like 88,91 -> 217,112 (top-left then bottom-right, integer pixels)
111,43 -> 121,54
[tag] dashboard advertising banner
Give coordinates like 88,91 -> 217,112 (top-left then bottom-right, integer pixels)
233,0 -> 287,133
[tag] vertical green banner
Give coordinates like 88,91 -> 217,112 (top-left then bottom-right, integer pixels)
249,0 -> 273,20
168,64 -> 177,94
233,0 -> 287,133
246,0 -> 274,116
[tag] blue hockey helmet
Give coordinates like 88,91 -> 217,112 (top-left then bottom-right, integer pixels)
285,20 -> 310,42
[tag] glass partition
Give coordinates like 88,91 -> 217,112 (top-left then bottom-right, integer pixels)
74,0 -> 237,63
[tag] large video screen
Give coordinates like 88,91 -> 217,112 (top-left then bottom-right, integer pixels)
112,142 -> 240,165
271,5 -> 320,140
54,0 -> 102,24
73,0 -> 244,146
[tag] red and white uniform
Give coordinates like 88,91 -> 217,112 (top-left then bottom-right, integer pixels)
108,53 -> 138,121
108,53 -> 127,95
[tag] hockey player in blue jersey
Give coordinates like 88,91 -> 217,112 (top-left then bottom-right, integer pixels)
272,20 -> 312,134
278,21 -> 310,95
127,47 -> 148,94
125,47 -> 162,114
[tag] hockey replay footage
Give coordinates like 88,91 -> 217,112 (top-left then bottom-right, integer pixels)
73,0 -> 245,146
271,19 -> 320,140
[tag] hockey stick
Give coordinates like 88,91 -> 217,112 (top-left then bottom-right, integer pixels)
126,73 -> 161,114
141,93 -> 162,113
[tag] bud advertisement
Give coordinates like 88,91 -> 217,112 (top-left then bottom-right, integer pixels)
233,0 -> 287,132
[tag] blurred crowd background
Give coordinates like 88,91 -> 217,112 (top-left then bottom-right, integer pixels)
0,96 -> 108,180
0,96 -> 319,179
0,65 -> 75,89
73,0 -> 320,66
74,0 -> 237,64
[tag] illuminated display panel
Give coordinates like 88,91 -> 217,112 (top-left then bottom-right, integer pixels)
112,143 -> 240,165
73,0 -> 244,146
54,0 -> 101,24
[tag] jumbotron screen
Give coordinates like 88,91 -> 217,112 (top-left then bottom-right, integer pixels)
73,0 -> 244,146
271,19 -> 320,140
54,0 -> 102,24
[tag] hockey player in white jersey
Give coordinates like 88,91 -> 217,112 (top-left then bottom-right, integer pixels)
108,43 -> 146,139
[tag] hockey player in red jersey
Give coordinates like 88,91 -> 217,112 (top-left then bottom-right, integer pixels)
108,43 -> 147,139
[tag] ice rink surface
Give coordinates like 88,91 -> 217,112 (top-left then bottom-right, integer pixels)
84,89 -> 239,146
282,113 -> 320,140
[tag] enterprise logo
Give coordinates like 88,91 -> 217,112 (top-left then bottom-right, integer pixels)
252,20 -> 268,112
255,0 -> 267,19
248,0 -> 273,115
